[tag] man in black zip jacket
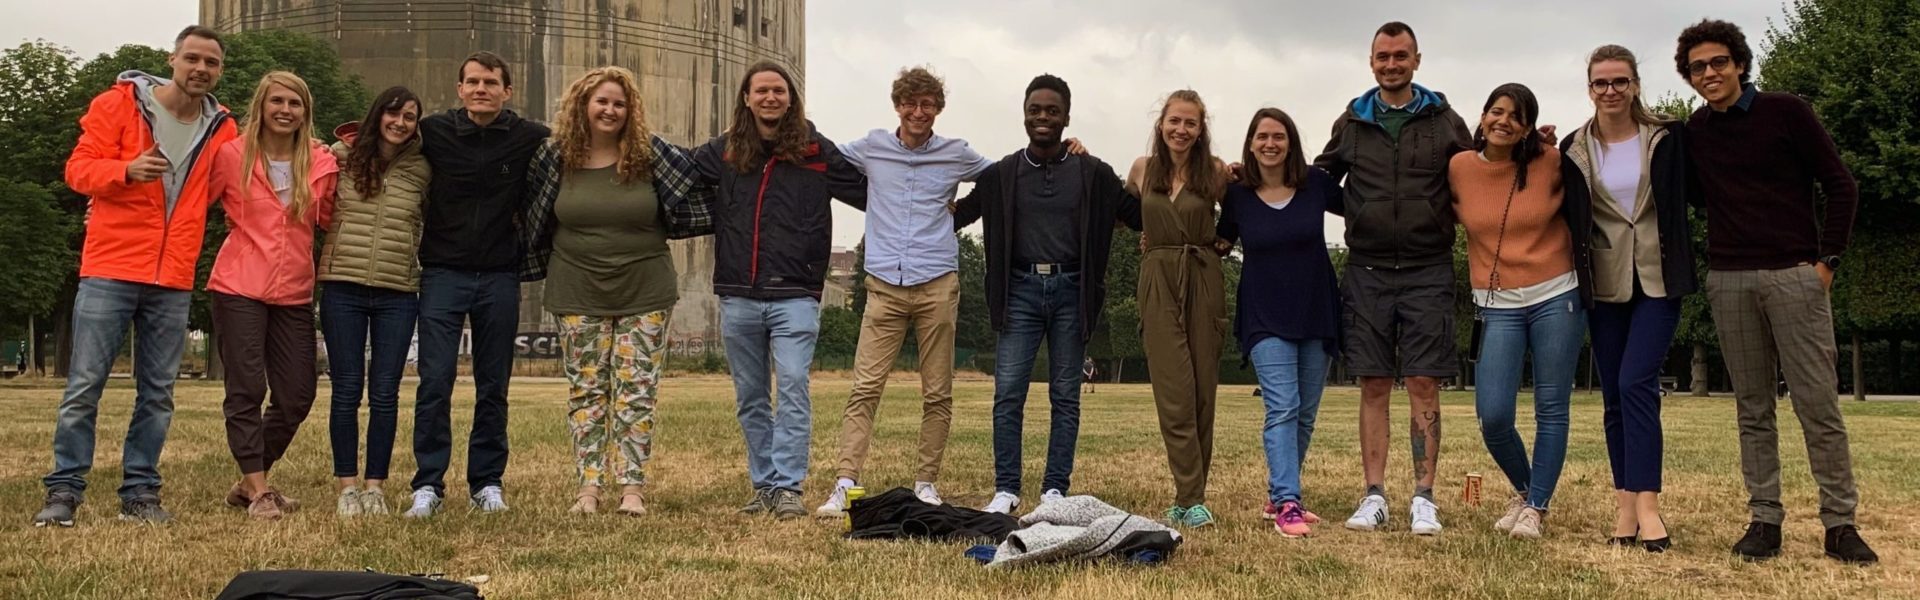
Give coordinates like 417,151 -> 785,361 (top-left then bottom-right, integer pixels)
1313,22 -> 1472,535
405,51 -> 550,518
952,74 -> 1142,515
691,61 -> 866,521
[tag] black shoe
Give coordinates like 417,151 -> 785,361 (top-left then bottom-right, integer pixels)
1642,536 -> 1672,553
1731,522 -> 1781,561
117,487 -> 172,524
1824,525 -> 1878,565
33,486 -> 82,528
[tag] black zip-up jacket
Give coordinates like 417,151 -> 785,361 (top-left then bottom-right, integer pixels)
417,108 -> 551,272
692,125 -> 867,300
953,151 -> 1142,341
1314,88 -> 1473,269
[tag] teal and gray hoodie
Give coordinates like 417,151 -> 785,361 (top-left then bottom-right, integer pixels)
1313,83 -> 1473,269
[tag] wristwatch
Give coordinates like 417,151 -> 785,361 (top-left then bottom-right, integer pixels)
1818,255 -> 1842,270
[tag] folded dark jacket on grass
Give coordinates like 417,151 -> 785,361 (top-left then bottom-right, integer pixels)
214,569 -> 483,600
847,487 -> 1020,543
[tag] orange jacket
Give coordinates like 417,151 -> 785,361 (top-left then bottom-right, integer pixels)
64,76 -> 237,290
206,138 -> 339,306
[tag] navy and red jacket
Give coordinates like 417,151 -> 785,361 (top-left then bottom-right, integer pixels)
692,123 -> 866,300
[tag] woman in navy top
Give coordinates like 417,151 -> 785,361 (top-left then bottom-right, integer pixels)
1216,107 -> 1341,538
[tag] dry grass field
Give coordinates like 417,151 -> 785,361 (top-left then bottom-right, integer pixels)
2,373 -> 1916,599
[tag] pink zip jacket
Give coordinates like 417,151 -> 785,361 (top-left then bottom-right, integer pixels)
206,137 -> 339,305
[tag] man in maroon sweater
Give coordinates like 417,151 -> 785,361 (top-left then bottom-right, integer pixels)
1677,19 -> 1875,565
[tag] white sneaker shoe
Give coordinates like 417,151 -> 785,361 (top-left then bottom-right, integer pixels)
1410,496 -> 1443,535
913,481 -> 943,506
1494,495 -> 1527,532
359,488 -> 389,515
982,491 -> 1020,514
1040,489 -> 1066,505
336,488 -> 363,517
402,487 -> 441,519
471,486 -> 509,513
814,482 -> 852,519
1344,494 -> 1389,531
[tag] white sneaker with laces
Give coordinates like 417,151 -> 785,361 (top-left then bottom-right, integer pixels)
913,481 -> 943,506
402,487 -> 441,519
1410,496 -> 1443,535
336,488 -> 363,517
981,491 -> 1020,515
1344,494 -> 1389,531
471,485 -> 509,513
814,481 -> 852,518
1040,489 -> 1066,505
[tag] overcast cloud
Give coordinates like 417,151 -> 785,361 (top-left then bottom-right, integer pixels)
6,1 -> 1785,246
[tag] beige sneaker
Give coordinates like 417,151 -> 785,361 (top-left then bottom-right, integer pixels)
359,488 -> 389,515
249,491 -> 285,521
1509,506 -> 1545,539
336,488 -> 362,517
1494,495 -> 1527,532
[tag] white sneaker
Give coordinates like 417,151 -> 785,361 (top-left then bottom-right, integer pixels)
402,487 -> 441,519
1410,497 -> 1443,535
814,482 -> 851,519
359,488 -> 389,515
1040,489 -> 1066,505
1344,494 -> 1389,531
336,488 -> 363,517
913,481 -> 943,506
470,486 -> 509,513
1509,506 -> 1543,539
982,491 -> 1020,514
1494,495 -> 1527,532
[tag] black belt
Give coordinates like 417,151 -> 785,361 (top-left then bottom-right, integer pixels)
1020,262 -> 1080,274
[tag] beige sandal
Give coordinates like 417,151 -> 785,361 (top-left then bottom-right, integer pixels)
569,489 -> 601,515
616,493 -> 646,517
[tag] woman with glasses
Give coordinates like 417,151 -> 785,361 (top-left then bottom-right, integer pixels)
1563,44 -> 1695,552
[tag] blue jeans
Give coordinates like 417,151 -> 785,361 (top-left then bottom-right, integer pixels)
1590,291 -> 1681,493
1251,337 -> 1331,505
320,281 -> 419,480
1474,289 -> 1586,511
411,268 -> 519,496
45,278 -> 190,499
992,270 -> 1085,495
720,296 -> 820,492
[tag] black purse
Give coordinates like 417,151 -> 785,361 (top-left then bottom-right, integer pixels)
1469,174 -> 1520,363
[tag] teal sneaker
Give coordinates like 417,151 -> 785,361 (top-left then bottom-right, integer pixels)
1163,505 -> 1188,525
1184,504 -> 1217,528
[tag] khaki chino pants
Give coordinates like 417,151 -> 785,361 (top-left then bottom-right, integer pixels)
833,273 -> 959,483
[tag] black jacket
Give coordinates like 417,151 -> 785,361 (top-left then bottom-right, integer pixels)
1561,121 -> 1700,299
692,125 -> 866,300
1556,153 -> 1600,309
215,570 -> 482,600
953,151 -> 1142,341
1314,87 -> 1474,269
847,487 -> 1020,543
417,108 -> 551,272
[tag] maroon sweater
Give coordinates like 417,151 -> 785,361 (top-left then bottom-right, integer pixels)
1686,85 -> 1857,270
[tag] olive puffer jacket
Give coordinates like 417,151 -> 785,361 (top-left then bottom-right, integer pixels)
318,138 -> 431,292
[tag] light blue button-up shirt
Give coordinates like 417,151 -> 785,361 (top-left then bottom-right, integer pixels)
840,128 -> 995,287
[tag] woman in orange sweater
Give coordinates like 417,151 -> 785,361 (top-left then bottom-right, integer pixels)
1450,83 -> 1592,540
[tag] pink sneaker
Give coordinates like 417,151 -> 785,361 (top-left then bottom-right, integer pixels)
1264,500 -> 1321,524
1275,501 -> 1312,538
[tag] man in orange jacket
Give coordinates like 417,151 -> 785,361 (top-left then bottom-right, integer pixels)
34,26 -> 238,528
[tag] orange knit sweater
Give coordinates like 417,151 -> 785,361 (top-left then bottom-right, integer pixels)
1450,147 -> 1572,290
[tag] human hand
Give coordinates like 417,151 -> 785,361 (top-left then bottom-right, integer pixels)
125,145 -> 169,183
1537,125 -> 1559,148
1816,263 -> 1834,290
1066,137 -> 1089,155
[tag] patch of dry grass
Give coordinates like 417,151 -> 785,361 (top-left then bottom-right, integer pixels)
1,374 -> 1916,599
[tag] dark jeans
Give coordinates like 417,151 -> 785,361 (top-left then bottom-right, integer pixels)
411,268 -> 518,496
45,278 -> 189,499
212,292 -> 318,475
1589,291 -> 1681,493
991,270 -> 1085,495
320,281 -> 419,480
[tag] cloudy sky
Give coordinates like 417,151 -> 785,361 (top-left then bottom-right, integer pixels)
8,1 -> 1784,247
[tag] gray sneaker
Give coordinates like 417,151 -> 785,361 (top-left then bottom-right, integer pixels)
33,486 -> 81,528
117,487 -> 171,524
771,489 -> 806,520
738,487 -> 773,515
336,488 -> 363,517
359,488 -> 389,515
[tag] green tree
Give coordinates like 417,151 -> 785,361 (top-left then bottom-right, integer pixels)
1095,228 -> 1143,381
0,41 -> 83,190
954,232 -> 994,364
0,180 -> 77,346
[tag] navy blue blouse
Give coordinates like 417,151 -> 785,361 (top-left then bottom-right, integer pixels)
1216,167 -> 1342,356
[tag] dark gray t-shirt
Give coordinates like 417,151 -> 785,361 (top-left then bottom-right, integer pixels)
1013,150 -> 1082,265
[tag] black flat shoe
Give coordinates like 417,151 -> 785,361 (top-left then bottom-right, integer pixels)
1642,536 -> 1671,553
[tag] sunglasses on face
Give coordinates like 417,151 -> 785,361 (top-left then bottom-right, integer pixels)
1589,77 -> 1635,93
1687,55 -> 1734,77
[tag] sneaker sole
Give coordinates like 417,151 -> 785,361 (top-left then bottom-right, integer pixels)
33,519 -> 75,528
115,514 -> 168,524
1276,527 -> 1310,538
1412,527 -> 1442,536
775,511 -> 805,521
813,507 -> 846,519
1344,520 -> 1383,531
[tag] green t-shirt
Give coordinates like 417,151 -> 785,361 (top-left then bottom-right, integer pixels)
1376,103 -> 1416,144
542,166 -> 679,317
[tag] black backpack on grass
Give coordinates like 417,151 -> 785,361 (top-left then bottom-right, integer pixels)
213,570 -> 483,600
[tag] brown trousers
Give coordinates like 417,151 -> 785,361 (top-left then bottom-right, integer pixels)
1142,246 -> 1227,507
213,292 -> 318,475
833,273 -> 959,483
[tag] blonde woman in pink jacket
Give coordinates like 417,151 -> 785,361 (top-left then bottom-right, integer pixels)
206,71 -> 339,520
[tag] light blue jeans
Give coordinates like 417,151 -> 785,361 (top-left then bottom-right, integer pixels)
45,278 -> 190,499
1475,289 -> 1586,511
1251,337 -> 1330,505
720,296 -> 821,493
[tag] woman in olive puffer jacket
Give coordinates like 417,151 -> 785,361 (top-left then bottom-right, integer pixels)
318,86 -> 431,517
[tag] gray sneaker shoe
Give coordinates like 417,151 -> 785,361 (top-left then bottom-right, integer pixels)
359,488 -> 389,515
117,487 -> 171,524
738,487 -> 773,515
771,489 -> 806,521
336,488 -> 363,517
33,486 -> 81,528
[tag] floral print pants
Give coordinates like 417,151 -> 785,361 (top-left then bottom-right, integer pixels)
557,311 -> 671,487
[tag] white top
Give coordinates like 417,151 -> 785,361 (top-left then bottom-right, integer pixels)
1473,270 -> 1579,309
1262,191 -> 1295,211
267,160 -> 293,207
1596,135 -> 1642,217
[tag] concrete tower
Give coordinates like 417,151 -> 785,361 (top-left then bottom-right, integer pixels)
201,0 -> 808,360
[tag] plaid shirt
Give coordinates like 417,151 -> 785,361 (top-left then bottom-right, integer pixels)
519,135 -> 715,281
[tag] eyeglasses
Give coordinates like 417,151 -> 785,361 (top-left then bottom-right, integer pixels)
1686,55 -> 1734,77
1589,77 -> 1635,93
897,101 -> 941,114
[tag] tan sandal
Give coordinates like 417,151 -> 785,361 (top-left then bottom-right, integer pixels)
616,493 -> 646,517
569,489 -> 601,515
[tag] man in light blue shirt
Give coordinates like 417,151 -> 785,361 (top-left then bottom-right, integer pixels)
814,67 -> 993,518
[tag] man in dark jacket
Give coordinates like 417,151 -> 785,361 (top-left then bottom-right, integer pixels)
1313,22 -> 1472,536
953,74 -> 1142,515
692,61 -> 866,521
405,51 -> 550,519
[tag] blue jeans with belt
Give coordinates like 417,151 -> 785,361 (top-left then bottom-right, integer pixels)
1474,289 -> 1586,511
991,270 -> 1084,496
